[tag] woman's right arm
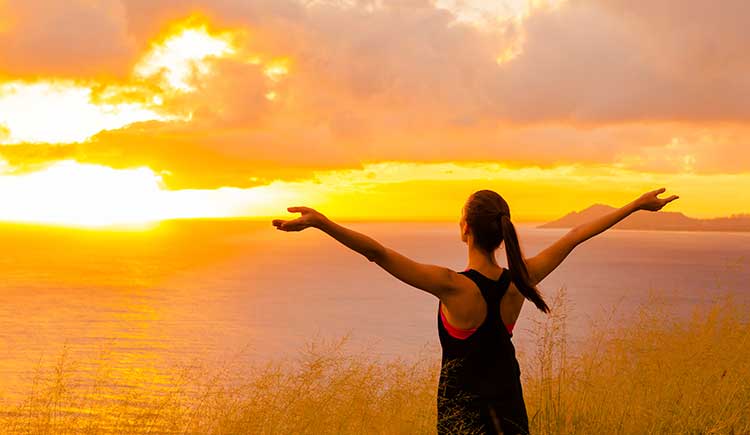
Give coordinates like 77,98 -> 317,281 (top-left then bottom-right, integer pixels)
273,206 -> 465,299
525,188 -> 679,286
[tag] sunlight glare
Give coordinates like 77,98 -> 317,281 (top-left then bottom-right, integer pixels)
0,81 -> 166,144
0,160 -> 280,227
135,24 -> 236,92
264,59 -> 290,82
0,161 -> 168,226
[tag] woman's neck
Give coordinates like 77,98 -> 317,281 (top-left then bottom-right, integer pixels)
466,245 -> 501,272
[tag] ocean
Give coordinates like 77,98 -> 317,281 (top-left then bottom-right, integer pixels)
1,220 -> 748,398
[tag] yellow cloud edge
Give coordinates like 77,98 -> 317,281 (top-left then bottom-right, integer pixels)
0,14 -> 288,145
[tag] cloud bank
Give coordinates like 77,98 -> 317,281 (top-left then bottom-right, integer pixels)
0,0 -> 747,191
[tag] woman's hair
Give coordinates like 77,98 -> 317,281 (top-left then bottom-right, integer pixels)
464,189 -> 550,313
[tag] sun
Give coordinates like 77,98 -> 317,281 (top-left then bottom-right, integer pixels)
0,161 -> 168,226
0,160 -> 287,227
0,14 -> 303,228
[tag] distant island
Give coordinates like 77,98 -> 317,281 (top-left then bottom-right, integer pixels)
539,204 -> 750,232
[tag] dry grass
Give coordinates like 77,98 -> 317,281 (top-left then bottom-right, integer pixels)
524,290 -> 750,435
1,334 -> 440,435
1,292 -> 749,435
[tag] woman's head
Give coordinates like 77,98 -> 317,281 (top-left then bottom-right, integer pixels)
460,190 -> 510,252
461,190 -> 550,313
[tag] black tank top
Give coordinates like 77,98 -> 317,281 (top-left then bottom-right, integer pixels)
436,268 -> 529,435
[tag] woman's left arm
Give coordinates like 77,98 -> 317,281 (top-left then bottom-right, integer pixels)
525,187 -> 679,286
273,207 -> 463,299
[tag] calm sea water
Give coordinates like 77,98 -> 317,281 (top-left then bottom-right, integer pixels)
0,220 -> 748,398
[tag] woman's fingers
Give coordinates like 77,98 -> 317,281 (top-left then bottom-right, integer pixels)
646,187 -> 666,198
661,195 -> 679,206
273,206 -> 316,232
273,216 -> 309,231
274,221 -> 292,231
639,188 -> 678,211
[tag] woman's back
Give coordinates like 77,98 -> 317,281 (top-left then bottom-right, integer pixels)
437,268 -> 529,435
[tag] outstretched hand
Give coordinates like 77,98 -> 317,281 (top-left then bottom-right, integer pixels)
636,188 -> 680,212
272,206 -> 326,232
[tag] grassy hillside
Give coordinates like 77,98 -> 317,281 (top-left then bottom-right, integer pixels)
1,290 -> 748,435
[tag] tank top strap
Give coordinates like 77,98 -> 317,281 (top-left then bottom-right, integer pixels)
459,268 -> 511,324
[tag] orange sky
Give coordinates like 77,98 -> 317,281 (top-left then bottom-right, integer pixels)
0,0 -> 748,226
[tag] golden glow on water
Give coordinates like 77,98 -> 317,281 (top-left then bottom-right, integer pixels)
0,219 -> 747,424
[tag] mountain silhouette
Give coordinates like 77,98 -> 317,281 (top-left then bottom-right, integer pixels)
539,204 -> 750,232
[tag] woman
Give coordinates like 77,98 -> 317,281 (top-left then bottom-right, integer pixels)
272,187 -> 679,434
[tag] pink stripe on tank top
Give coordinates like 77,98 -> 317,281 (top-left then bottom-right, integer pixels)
440,304 -> 514,339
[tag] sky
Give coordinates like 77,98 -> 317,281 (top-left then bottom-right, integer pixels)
0,0 -> 748,226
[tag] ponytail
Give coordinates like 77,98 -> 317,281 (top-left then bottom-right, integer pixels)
499,214 -> 550,313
